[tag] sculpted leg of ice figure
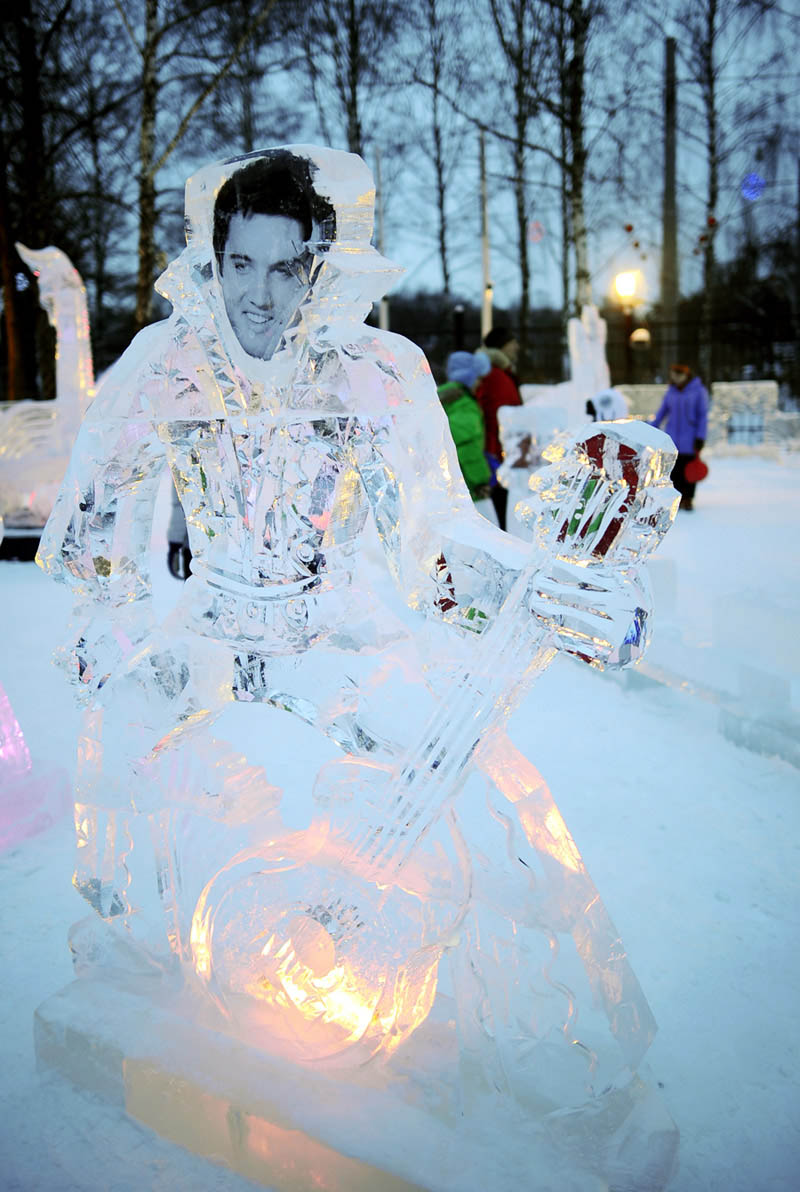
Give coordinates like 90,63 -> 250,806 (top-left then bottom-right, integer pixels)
70,631 -> 236,972
442,728 -> 657,1112
70,612 -> 437,976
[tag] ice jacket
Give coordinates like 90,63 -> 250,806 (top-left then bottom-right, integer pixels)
476,349 -> 522,461
437,381 -> 491,499
37,145 -> 547,689
651,376 -> 708,454
37,143 -> 650,709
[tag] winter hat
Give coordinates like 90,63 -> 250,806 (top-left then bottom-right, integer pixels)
473,351 -> 491,379
447,351 -> 485,389
483,326 -> 515,350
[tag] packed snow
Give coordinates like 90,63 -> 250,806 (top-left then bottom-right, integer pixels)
1,452 -> 798,1191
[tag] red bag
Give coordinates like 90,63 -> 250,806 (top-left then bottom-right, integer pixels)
684,455 -> 709,484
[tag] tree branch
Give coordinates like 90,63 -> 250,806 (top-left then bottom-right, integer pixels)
413,71 -> 565,167
112,0 -> 143,56
152,0 -> 278,177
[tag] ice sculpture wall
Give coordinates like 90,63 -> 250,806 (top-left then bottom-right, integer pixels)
518,304 -> 613,432
36,145 -> 680,1191
0,681 -> 70,852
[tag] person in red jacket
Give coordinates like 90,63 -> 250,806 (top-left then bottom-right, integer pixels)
477,326 -> 523,529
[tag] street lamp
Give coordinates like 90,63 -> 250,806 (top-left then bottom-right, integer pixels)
614,271 -> 637,302
613,271 -> 641,383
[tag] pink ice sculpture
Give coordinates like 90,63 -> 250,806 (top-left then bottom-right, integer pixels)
0,682 -> 71,851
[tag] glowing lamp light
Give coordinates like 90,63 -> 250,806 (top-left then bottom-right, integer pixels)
614,271 -> 637,301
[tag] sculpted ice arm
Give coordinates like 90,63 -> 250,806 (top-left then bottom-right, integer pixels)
36,379 -> 166,701
354,339 -> 672,671
351,338 -> 527,632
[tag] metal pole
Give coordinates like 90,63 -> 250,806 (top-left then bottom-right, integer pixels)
624,307 -> 633,384
453,303 -> 465,350
480,131 -> 493,340
375,148 -> 389,332
661,36 -> 678,378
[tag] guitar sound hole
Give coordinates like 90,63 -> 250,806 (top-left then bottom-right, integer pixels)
288,913 -> 335,978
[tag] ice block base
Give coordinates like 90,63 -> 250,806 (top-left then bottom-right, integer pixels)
35,977 -> 678,1192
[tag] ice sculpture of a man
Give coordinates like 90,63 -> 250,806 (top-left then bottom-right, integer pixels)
38,148 -> 674,1081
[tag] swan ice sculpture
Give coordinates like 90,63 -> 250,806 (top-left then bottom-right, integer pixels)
0,244 -> 94,551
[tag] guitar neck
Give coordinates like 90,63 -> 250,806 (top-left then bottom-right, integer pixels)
341,568 -> 554,881
336,422 -> 672,884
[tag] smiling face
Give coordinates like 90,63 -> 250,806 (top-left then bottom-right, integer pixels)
219,213 -> 310,359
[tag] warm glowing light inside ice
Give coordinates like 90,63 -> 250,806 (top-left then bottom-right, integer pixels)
253,931 -> 377,1043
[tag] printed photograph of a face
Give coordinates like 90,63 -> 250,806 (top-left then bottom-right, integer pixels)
213,156 -> 319,360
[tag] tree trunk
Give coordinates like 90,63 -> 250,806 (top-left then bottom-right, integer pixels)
240,39 -> 256,152
345,0 -> 363,155
567,0 -> 591,313
513,1 -> 529,367
17,0 -> 47,246
86,81 -> 108,343
513,120 -> 530,363
699,0 -> 718,383
0,170 -> 27,401
7,0 -> 50,397
661,36 -> 678,379
135,0 -> 160,330
427,2 -> 450,294
559,130 -> 570,378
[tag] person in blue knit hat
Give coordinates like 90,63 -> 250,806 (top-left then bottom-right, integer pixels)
437,351 -> 493,505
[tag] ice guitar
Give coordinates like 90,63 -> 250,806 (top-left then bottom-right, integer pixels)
190,421 -> 678,1065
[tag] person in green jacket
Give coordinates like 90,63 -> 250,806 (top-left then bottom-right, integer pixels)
437,351 -> 493,503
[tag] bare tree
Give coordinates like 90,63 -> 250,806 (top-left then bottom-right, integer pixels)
671,0 -> 787,379
110,0 -> 278,328
302,0 -> 405,156
0,0 -> 136,394
205,0 -> 306,155
0,0 -> 67,397
486,0 -> 549,360
479,0 -> 612,360
411,0 -> 472,293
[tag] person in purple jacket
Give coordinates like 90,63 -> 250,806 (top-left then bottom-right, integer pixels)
652,363 -> 708,510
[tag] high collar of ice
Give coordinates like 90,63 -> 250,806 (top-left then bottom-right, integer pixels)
156,144 -> 403,369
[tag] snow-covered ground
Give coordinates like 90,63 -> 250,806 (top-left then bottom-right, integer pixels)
1,455 -> 798,1191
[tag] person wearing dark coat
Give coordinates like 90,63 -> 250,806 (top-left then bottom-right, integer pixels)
477,326 -> 523,529
651,364 -> 709,510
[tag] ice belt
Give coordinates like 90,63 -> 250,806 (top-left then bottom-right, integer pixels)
183,564 -> 352,655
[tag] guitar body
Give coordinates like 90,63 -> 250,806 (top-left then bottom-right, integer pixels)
190,767 -> 471,1064
188,421 -> 678,1067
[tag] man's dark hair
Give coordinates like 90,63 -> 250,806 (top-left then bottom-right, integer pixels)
213,152 -> 336,268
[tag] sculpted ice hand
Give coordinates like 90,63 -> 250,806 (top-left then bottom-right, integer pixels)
517,422 -> 677,669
